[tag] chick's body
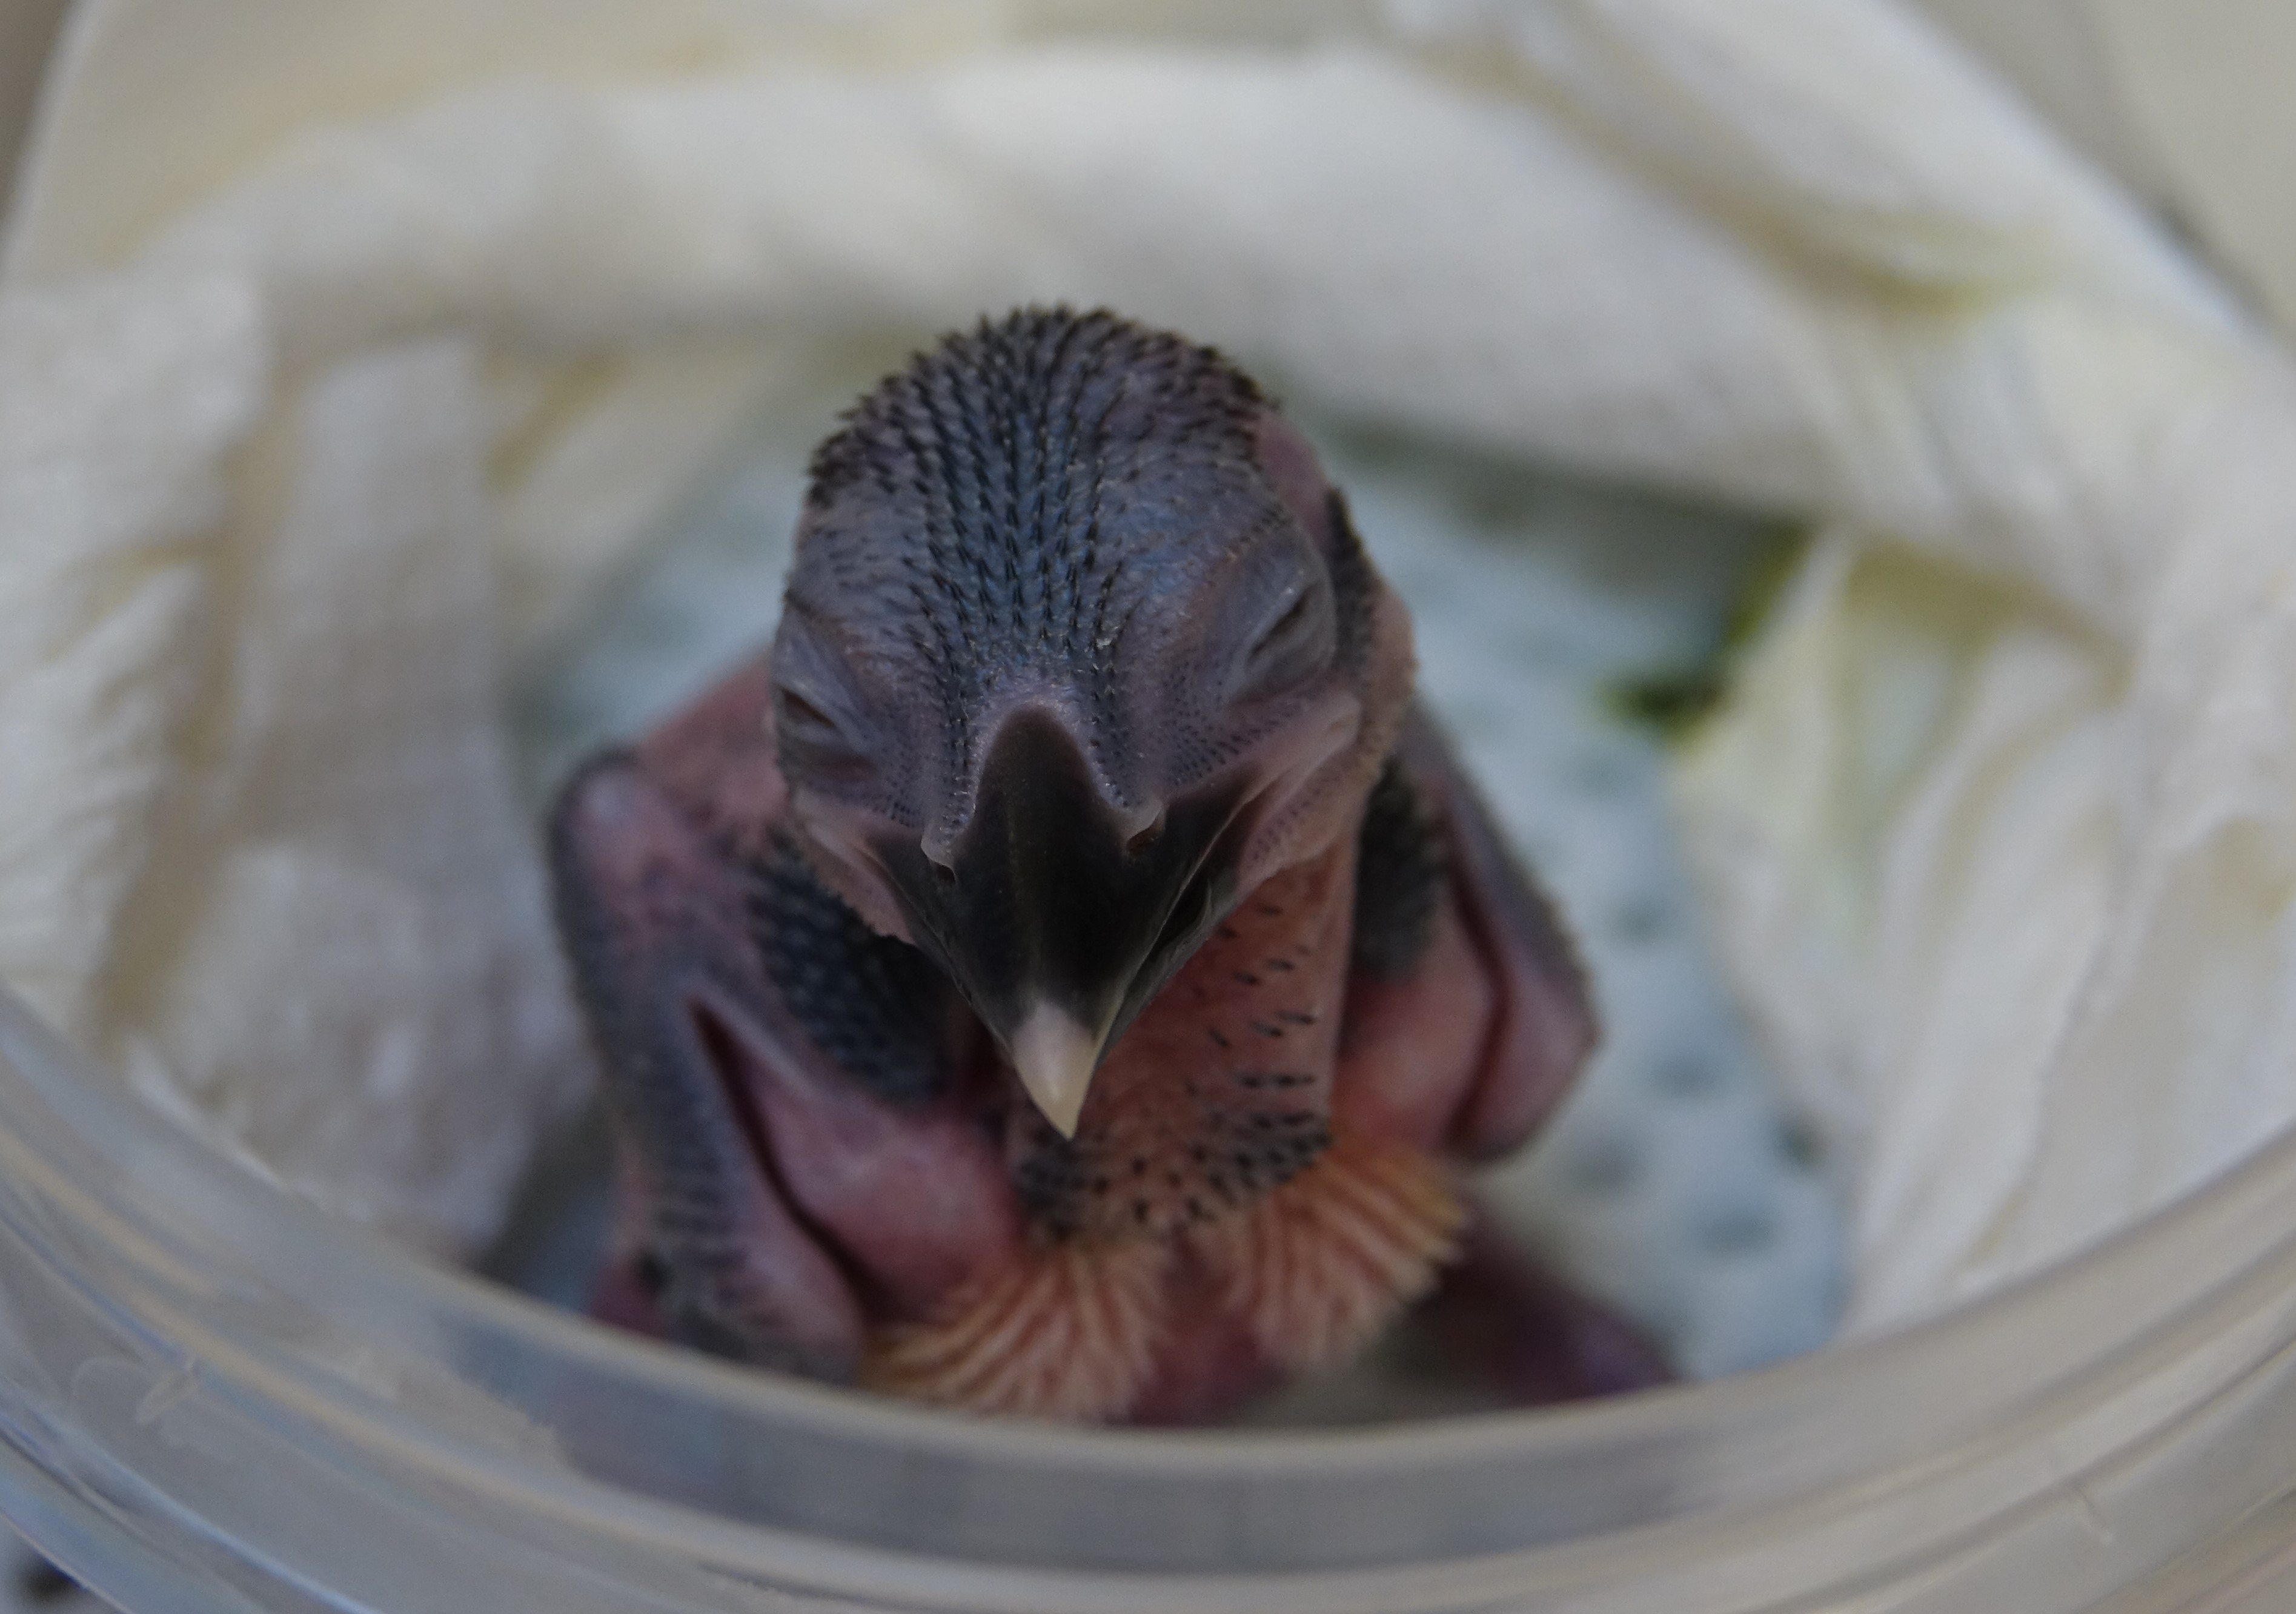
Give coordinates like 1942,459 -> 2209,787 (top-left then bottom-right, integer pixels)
549,310 -> 1619,1422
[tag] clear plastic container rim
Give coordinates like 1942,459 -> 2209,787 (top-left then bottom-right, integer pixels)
4,968 -> 2296,1611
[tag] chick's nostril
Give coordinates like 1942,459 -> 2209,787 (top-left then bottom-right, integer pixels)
1126,815 -> 1166,858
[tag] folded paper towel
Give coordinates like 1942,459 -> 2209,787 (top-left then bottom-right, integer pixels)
1,0 -> 2289,1332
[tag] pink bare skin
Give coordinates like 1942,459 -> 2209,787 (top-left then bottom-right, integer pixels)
552,309 -> 1667,1422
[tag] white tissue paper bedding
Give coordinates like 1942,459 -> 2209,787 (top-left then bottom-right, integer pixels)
2,0 -> 2292,1329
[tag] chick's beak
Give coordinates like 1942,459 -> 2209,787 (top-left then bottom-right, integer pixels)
1005,1002 -> 1107,1140
876,710 -> 1243,1138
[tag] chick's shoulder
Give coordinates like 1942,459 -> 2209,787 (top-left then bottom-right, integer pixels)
549,308 -> 1610,1422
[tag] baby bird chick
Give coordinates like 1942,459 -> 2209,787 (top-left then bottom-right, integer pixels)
549,309 -> 1612,1421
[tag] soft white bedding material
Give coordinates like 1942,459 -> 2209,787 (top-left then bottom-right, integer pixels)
1,0 -> 2288,1330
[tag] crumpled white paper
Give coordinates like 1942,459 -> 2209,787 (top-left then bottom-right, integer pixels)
1,0 -> 2289,1327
